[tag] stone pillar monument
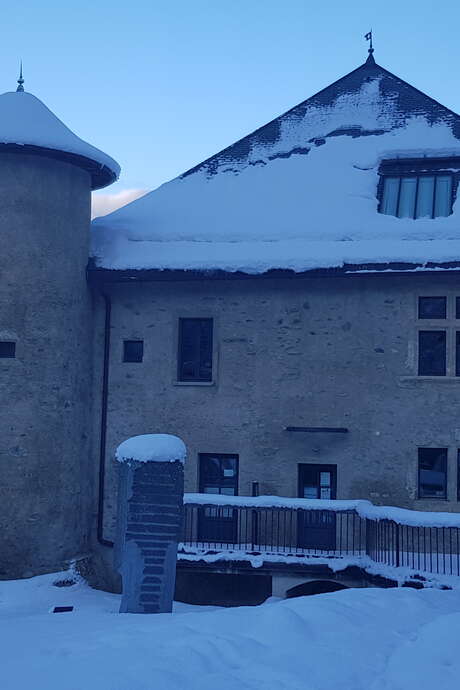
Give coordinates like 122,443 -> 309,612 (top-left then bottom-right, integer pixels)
114,434 -> 186,614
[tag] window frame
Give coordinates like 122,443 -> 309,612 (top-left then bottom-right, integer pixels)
418,447 -> 448,500
457,449 -> 460,502
177,317 -> 214,383
416,295 -> 460,377
0,341 -> 16,358
198,453 -> 239,495
377,158 -> 460,220
122,339 -> 144,363
417,330 -> 447,376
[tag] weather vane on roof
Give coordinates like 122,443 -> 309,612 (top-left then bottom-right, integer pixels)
16,61 -> 24,92
365,30 -> 374,57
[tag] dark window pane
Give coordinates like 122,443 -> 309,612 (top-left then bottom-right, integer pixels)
418,296 -> 446,319
458,450 -> 460,502
456,297 -> 460,319
456,332 -> 460,377
381,177 -> 399,215
0,341 -> 15,358
199,454 -> 238,489
418,448 -> 447,498
415,176 -> 434,218
434,176 -> 452,217
123,340 -> 143,363
398,177 -> 417,218
418,331 -> 446,376
178,318 -> 213,381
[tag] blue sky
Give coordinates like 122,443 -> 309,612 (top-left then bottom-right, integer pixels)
1,0 -> 459,207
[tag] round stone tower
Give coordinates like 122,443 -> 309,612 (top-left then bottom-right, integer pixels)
0,78 -> 119,578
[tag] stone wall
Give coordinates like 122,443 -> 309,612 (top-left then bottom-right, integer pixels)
93,271 -> 460,543
0,153 -> 93,578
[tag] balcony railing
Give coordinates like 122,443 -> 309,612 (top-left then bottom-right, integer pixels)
179,494 -> 460,579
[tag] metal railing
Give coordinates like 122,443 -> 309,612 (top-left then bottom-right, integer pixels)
180,499 -> 460,577
366,518 -> 460,576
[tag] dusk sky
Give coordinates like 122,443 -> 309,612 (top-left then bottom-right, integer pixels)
1,1 -> 459,215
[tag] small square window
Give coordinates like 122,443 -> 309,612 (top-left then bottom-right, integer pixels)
0,341 -> 16,358
418,297 -> 446,319
418,448 -> 447,499
123,340 -> 144,363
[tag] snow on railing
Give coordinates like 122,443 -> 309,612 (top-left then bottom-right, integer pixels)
184,493 -> 460,529
181,494 -> 460,581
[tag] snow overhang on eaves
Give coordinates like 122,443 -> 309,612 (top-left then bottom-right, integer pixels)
87,260 -> 460,284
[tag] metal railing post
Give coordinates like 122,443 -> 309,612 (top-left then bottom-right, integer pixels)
395,521 -> 400,568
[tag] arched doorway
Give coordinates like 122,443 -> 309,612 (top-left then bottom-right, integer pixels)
286,580 -> 348,598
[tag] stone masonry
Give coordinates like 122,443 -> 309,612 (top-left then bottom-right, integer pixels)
0,153 -> 93,578
95,270 -> 460,550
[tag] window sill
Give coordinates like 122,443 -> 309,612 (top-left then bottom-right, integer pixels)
400,376 -> 460,384
415,497 -> 448,502
173,381 -> 215,387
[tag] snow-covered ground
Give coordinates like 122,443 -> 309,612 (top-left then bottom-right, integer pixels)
1,571 -> 460,689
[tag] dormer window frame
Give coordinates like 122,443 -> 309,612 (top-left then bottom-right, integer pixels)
377,157 -> 460,220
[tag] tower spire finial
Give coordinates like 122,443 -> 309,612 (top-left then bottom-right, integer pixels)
364,30 -> 375,63
17,61 -> 24,92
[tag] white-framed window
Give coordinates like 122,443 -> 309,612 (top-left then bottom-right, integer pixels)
417,296 -> 460,376
378,158 -> 459,219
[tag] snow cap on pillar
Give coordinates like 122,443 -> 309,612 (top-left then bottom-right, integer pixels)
116,434 -> 187,464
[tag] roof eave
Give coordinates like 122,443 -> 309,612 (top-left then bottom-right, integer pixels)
0,142 -> 118,190
87,260 -> 460,284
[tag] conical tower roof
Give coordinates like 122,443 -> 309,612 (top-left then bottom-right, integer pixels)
0,89 -> 119,189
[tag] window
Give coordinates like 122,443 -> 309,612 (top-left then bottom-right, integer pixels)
419,296 -> 446,319
178,318 -> 213,382
123,340 -> 143,363
199,453 -> 239,496
0,341 -> 15,358
418,448 -> 447,499
378,159 -> 458,219
418,331 -> 446,376
417,296 -> 460,376
457,450 -> 460,502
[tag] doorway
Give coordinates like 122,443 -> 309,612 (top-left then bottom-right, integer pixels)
298,464 -> 337,550
198,453 -> 239,543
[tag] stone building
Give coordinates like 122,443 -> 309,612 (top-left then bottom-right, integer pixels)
2,49 -> 460,580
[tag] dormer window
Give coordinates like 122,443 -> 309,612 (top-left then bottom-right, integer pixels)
378,159 -> 459,219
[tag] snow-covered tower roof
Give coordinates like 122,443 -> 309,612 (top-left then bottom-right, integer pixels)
0,84 -> 119,190
91,54 -> 460,274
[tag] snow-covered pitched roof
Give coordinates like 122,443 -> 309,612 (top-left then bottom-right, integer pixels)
0,90 -> 119,190
91,56 -> 460,273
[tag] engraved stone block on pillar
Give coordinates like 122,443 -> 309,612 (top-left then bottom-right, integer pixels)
114,434 -> 186,614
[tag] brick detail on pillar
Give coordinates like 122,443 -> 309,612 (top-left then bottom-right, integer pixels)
115,457 -> 184,614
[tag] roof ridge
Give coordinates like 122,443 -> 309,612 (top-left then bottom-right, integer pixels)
180,59 -> 460,180
181,60 -> 376,179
